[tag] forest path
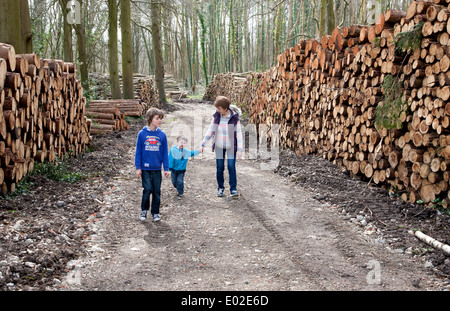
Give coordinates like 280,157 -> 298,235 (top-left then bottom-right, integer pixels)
61,101 -> 444,291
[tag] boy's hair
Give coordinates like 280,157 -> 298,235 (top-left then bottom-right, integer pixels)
146,107 -> 164,125
214,96 -> 230,110
177,136 -> 188,143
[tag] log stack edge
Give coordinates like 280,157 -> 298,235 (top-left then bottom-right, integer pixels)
0,42 -> 91,195
205,0 -> 450,206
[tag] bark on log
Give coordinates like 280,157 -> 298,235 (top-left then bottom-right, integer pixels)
414,230 -> 450,255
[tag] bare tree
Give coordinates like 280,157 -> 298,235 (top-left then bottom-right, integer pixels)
74,0 -> 88,91
121,0 -> 134,99
0,0 -> 33,53
108,0 -> 121,99
151,0 -> 166,104
58,0 -> 73,62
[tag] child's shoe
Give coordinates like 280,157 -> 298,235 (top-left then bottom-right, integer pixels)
153,214 -> 161,222
230,190 -> 239,198
217,188 -> 224,197
177,193 -> 183,200
139,210 -> 147,221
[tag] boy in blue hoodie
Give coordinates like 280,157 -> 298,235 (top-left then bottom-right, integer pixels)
135,108 -> 170,222
169,136 -> 202,198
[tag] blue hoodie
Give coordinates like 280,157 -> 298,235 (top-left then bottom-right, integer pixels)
135,126 -> 169,171
169,146 -> 200,172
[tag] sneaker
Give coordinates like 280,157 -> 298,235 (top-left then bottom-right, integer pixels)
217,188 -> 224,197
139,210 -> 147,221
177,193 -> 183,200
230,190 -> 239,198
153,214 -> 161,222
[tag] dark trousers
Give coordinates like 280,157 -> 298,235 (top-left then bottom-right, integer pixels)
215,147 -> 237,192
171,170 -> 185,195
141,170 -> 162,215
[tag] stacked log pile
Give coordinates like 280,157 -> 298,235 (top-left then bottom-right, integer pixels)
207,0 -> 450,206
88,72 -> 160,110
134,74 -> 159,109
86,100 -> 136,134
0,43 -> 90,195
89,99 -> 144,117
203,72 -> 253,107
160,73 -> 188,100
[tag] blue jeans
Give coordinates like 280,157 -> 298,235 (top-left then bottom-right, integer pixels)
141,170 -> 162,215
215,147 -> 237,192
171,170 -> 185,195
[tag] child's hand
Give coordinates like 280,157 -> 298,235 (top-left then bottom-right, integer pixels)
237,151 -> 243,159
164,171 -> 170,178
199,146 -> 204,153
136,169 -> 142,178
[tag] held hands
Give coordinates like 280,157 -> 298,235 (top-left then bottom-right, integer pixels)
197,146 -> 242,159
164,171 -> 170,178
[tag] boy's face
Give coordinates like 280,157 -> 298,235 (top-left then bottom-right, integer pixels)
177,139 -> 187,149
150,115 -> 162,128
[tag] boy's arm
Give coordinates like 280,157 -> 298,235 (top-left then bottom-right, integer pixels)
168,148 -> 174,170
161,134 -> 169,172
184,148 -> 200,158
191,148 -> 201,157
134,133 -> 143,170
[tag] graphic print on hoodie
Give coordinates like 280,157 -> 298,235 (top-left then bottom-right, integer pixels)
135,126 -> 169,171
145,136 -> 161,151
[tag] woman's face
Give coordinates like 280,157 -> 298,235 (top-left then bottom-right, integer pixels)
217,107 -> 228,117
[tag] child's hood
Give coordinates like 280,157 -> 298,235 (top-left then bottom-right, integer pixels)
142,126 -> 162,133
229,104 -> 242,117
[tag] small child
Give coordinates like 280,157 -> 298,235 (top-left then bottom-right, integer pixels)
169,136 -> 202,198
135,107 -> 170,222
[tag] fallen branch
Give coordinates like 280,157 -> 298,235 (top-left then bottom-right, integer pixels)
413,231 -> 450,256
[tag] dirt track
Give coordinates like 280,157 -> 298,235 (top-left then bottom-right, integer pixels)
56,101 -> 448,291
0,100 -> 448,292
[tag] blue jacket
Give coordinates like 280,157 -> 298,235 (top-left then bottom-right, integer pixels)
135,126 -> 169,171
169,145 -> 200,172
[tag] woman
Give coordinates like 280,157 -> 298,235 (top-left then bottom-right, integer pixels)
199,96 -> 244,198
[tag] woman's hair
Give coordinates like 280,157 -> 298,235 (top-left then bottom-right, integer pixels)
146,107 -> 164,124
214,96 -> 230,110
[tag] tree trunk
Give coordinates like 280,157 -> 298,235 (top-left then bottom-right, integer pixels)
20,0 -> 33,53
0,0 -> 23,54
151,0 -> 166,104
121,0 -> 134,99
319,0 -> 326,37
59,0 -> 73,62
196,7 -> 209,87
326,0 -> 336,35
108,0 -> 121,99
74,0 -> 88,92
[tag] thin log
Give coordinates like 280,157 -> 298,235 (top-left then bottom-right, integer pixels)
414,230 -> 450,255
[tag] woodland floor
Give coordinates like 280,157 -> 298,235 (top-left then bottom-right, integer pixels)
0,98 -> 449,292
